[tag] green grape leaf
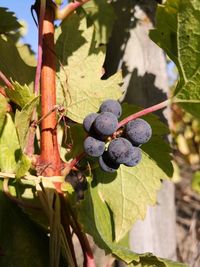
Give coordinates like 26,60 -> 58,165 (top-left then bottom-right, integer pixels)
15,154 -> 31,179
55,15 -> 122,123
0,7 -> 21,33
15,96 -> 39,150
0,181 -> 49,267
0,36 -> 36,88
95,152 -> 168,242
121,103 -> 173,177
6,81 -> 35,108
128,254 -> 188,267
78,177 -> 113,251
78,179 -> 186,266
150,0 -> 200,117
78,177 -> 140,261
82,0 -> 116,45
0,94 -> 7,133
0,114 -> 20,173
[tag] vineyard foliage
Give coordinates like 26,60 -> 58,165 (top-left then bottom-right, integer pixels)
0,1 -> 199,266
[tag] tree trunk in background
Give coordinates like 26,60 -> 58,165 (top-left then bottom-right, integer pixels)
104,0 -> 177,263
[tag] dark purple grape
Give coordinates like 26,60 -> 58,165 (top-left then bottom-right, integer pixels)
84,136 -> 105,157
99,99 -> 122,118
93,112 -> 118,136
108,137 -> 134,164
124,147 -> 142,167
125,118 -> 152,146
99,151 -> 120,173
83,113 -> 98,133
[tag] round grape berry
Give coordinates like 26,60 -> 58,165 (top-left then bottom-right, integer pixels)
93,112 -> 118,136
124,147 -> 142,167
99,99 -> 122,118
108,137 -> 134,164
84,136 -> 105,157
125,118 -> 152,145
99,151 -> 120,173
83,113 -> 98,133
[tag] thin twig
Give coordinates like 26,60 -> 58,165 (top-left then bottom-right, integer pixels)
69,152 -> 86,170
118,99 -> 169,128
0,71 -> 13,89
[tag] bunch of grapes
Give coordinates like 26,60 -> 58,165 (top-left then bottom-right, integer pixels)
83,99 -> 152,173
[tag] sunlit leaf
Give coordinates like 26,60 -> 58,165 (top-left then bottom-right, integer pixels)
150,0 -> 200,117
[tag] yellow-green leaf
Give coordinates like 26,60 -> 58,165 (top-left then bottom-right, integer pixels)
0,113 -> 20,173
95,152 -> 168,242
0,94 -> 7,133
15,96 -> 39,150
55,15 -> 123,123
6,81 -> 35,108
150,0 -> 200,117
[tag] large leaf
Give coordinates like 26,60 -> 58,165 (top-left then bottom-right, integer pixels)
6,81 -> 35,108
0,181 -> 49,267
82,0 -> 116,45
0,36 -> 35,88
0,94 -> 7,133
95,152 -> 167,242
15,96 -> 39,150
78,179 -> 187,266
0,114 -> 20,173
0,7 -> 21,33
150,0 -> 200,117
55,15 -> 122,123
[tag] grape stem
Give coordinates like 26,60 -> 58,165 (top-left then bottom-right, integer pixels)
69,152 -> 86,170
118,99 -> 170,128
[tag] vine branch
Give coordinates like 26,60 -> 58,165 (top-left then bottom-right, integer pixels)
34,0 -> 46,95
118,99 -> 169,128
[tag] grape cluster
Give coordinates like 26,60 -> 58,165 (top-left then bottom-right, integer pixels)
83,99 -> 152,173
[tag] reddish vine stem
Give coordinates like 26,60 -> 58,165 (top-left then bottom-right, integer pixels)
118,99 -> 169,129
69,152 -> 86,170
39,0 -> 61,179
34,0 -> 46,95
0,71 -> 13,89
